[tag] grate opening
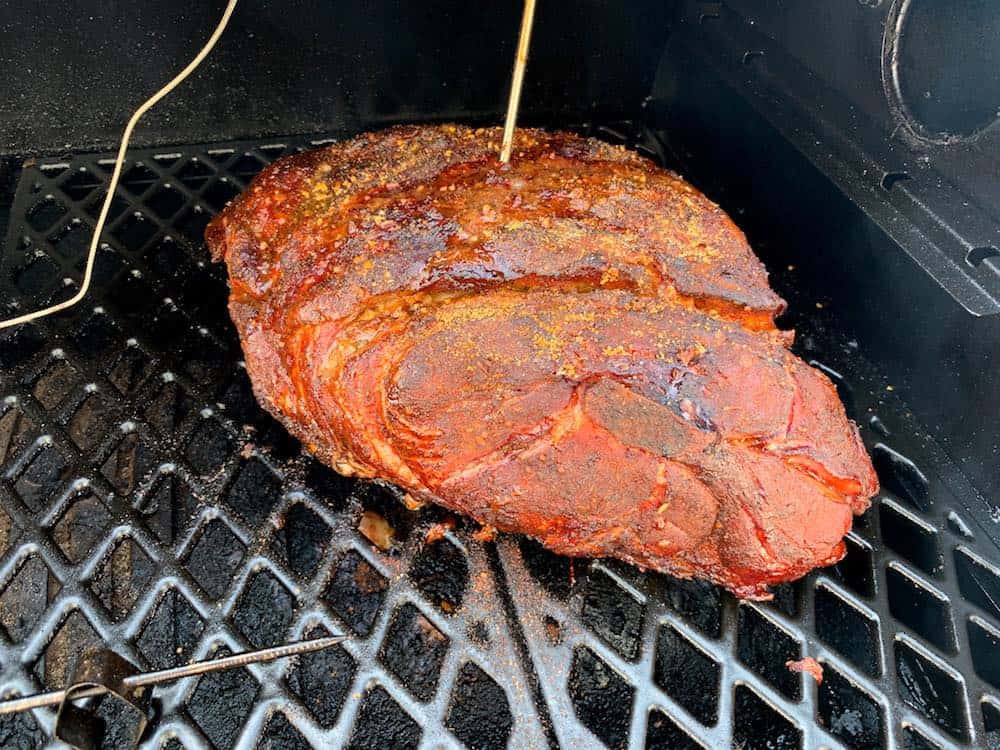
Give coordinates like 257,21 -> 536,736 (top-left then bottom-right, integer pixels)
230,568 -> 297,648
89,535 -> 155,621
737,604 -> 802,701
733,684 -> 801,750
66,392 -> 113,451
183,517 -> 247,600
185,415 -> 234,476
50,491 -> 112,564
50,219 -> 91,261
284,624 -> 355,728
147,183 -> 186,219
814,583 -> 882,677
886,564 -> 956,653
32,357 -> 78,409
645,708 -> 707,750
185,644 -> 261,749
894,638 -> 969,740
0,553 -> 59,643
983,698 -> 1000,749
257,710 -> 310,750
113,211 -> 157,252
817,663 -> 886,749
954,546 -> 1000,621
879,499 -> 944,577
321,549 -> 388,636
223,457 -> 283,526
73,309 -> 120,360
271,501 -> 332,580
34,608 -> 102,690
176,158 -> 215,188
658,575 -> 723,639
14,441 -> 69,513
901,724 -> 941,750
568,646 -> 635,750
871,444 -> 930,512
347,684 -> 422,750
136,470 -> 198,544
59,167 -> 103,201
967,616 -> 1000,690
652,622 -> 720,725
581,568 -> 645,660
25,195 -> 66,232
120,163 -> 158,195
135,586 -> 206,670
409,536 -> 470,613
519,536 -> 575,599
100,428 -> 157,495
0,404 -> 37,465
203,178 -> 240,211
378,602 -> 450,701
13,256 -> 59,297
444,661 -> 513,750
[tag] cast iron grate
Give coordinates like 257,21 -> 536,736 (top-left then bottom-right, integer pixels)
0,123 -> 998,749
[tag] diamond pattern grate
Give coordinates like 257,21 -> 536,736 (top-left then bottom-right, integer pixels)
0,124 -> 998,749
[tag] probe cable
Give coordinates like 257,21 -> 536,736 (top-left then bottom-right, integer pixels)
0,0 -> 239,330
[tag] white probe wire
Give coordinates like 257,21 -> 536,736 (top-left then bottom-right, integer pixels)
0,0 -> 239,330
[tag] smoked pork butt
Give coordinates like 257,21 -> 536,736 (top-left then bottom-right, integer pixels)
206,124 -> 877,598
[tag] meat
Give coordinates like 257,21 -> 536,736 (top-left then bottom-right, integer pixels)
205,124 -> 877,598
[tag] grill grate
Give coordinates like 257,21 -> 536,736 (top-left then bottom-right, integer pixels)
0,124 -> 998,749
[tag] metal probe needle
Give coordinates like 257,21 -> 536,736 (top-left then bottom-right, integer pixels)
0,636 -> 346,715
500,0 -> 537,163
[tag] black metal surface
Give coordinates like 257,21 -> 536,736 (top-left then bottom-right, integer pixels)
0,0 -> 671,156
0,126 -> 998,750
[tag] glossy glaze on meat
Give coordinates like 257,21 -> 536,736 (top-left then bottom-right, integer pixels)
206,124 -> 877,598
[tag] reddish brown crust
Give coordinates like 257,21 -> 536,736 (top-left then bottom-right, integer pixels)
206,124 -> 877,598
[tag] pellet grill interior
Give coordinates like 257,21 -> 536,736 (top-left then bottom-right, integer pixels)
1,2 -> 999,749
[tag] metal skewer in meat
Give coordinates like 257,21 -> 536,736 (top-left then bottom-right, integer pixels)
205,124 -> 877,598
